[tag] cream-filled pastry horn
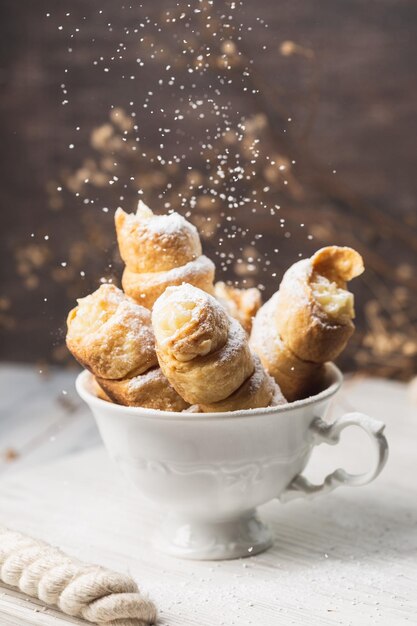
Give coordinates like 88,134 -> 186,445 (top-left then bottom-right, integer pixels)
152,284 -> 285,412
250,246 -> 364,401
96,368 -> 190,412
214,281 -> 262,334
66,284 -> 188,411
250,292 -> 325,402
90,377 -> 113,403
115,201 -> 215,309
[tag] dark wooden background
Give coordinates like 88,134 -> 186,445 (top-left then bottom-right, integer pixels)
1,0 -> 416,378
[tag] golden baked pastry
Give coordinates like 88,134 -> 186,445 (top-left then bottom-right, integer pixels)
152,284 -> 282,411
66,284 -> 188,411
115,201 -> 215,308
214,281 -> 262,334
250,246 -> 364,401
122,255 -> 215,310
197,355 -> 286,413
96,368 -> 189,412
250,293 -> 325,402
66,284 -> 157,379
275,246 -> 364,363
91,377 -> 113,403
116,200 -> 201,272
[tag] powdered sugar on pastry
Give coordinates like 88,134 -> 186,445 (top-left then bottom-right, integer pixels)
153,283 -> 281,411
275,247 -> 364,363
199,355 -> 286,413
250,246 -> 363,401
214,281 -> 262,334
153,284 -> 228,362
123,254 -> 215,310
116,202 -> 214,308
115,204 -> 201,274
97,367 -> 189,412
66,284 -> 158,379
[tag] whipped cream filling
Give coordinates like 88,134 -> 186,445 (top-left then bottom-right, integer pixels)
311,273 -> 354,319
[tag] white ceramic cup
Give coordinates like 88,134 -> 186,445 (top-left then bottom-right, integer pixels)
76,364 -> 388,560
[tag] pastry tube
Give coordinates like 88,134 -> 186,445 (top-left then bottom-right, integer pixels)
250,293 -> 325,402
198,355 -> 286,413
123,255 -> 215,310
153,284 -> 260,407
96,368 -> 189,412
116,201 -> 215,308
66,284 -> 157,379
91,377 -> 113,403
275,246 -> 364,363
116,200 -> 202,272
214,281 -> 262,334
66,284 -> 188,411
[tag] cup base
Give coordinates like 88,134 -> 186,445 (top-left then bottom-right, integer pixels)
153,510 -> 272,560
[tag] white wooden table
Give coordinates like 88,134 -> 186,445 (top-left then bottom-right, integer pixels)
0,363 -> 416,625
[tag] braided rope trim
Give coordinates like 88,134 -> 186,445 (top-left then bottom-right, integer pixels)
0,525 -> 157,626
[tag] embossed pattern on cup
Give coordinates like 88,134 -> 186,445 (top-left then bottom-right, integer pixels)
76,364 -> 388,560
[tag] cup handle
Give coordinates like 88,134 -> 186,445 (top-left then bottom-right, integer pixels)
280,412 -> 389,503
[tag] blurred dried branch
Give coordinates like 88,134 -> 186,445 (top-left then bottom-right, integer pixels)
1,0 -> 416,379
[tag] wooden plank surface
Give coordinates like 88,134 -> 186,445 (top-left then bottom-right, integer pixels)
0,365 -> 416,625
0,364 -> 99,474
